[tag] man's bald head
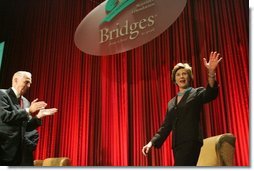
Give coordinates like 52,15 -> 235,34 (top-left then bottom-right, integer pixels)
12,71 -> 32,96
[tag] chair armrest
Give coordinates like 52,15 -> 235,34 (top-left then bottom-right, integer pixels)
33,160 -> 43,166
42,157 -> 71,166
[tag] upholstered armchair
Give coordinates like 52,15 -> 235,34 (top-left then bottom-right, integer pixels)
197,133 -> 236,166
34,157 -> 71,166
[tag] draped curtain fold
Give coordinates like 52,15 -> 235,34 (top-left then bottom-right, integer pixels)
0,0 -> 249,166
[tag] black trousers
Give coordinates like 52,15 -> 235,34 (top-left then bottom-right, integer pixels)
0,157 -> 21,166
173,141 -> 202,166
0,145 -> 22,166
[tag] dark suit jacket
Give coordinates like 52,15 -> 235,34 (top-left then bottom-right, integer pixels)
151,83 -> 219,149
0,88 -> 41,166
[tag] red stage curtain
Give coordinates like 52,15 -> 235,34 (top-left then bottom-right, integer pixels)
0,0 -> 249,166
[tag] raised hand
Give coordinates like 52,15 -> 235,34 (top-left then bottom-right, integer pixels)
203,51 -> 223,72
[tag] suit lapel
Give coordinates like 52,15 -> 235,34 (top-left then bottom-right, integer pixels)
167,96 -> 176,111
7,88 -> 21,110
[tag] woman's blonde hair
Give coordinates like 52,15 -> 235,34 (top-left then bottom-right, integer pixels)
171,63 -> 193,83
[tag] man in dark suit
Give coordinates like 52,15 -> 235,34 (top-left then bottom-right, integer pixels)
0,71 -> 57,166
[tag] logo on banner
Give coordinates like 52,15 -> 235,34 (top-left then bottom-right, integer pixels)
74,0 -> 187,56
101,0 -> 135,23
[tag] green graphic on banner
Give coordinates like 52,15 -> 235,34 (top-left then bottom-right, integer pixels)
102,0 -> 135,23
0,42 -> 5,71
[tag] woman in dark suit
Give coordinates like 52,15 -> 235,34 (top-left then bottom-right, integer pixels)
142,52 -> 222,166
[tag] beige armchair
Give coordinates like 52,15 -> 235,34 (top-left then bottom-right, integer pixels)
34,157 -> 71,166
197,133 -> 236,166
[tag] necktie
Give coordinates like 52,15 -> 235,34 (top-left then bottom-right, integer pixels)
19,97 -> 24,109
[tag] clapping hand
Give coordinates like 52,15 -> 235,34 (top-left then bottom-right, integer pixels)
36,108 -> 58,119
29,98 -> 47,113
